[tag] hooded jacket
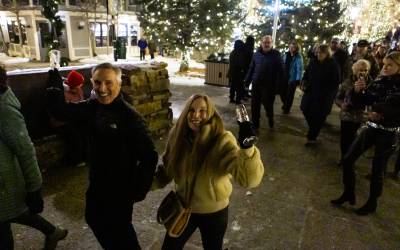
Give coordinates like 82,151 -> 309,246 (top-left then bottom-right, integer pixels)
153,124 -> 264,214
0,88 -> 42,222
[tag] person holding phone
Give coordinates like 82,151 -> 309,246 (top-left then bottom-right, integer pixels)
335,59 -> 373,165
331,52 -> 400,215
152,94 -> 264,250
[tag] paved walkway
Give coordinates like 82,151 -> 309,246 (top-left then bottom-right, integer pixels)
11,81 -> 400,249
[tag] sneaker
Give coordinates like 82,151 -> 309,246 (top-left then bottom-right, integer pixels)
44,227 -> 68,250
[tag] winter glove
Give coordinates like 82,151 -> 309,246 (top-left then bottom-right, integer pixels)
238,121 -> 256,149
47,69 -> 63,91
25,188 -> 44,214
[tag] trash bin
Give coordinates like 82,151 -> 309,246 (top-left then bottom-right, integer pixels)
204,54 -> 229,86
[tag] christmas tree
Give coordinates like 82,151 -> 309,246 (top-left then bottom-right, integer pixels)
245,0 -> 344,53
42,0 -> 64,50
136,0 -> 242,60
339,0 -> 400,44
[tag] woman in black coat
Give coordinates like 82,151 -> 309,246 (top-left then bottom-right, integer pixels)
300,44 -> 340,144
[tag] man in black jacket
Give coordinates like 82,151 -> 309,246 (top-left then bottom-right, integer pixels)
47,63 -> 158,249
244,35 -> 284,131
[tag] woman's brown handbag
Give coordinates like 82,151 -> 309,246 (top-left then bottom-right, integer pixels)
157,167 -> 199,238
157,191 -> 192,237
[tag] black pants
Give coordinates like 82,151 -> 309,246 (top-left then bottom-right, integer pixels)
0,211 -> 56,250
340,121 -> 362,160
283,82 -> 299,112
162,207 -> 228,250
342,127 -> 395,199
58,123 -> 86,166
229,79 -> 245,103
303,111 -> 328,140
251,88 -> 275,129
85,195 -> 140,250
150,52 -> 155,59
140,50 -> 145,60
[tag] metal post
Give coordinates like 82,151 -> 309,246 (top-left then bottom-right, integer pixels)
272,0 -> 280,47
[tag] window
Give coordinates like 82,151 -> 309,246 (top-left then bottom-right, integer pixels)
130,25 -> 138,46
7,20 -> 27,45
91,22 -> 110,47
32,0 -> 45,5
118,24 -> 128,38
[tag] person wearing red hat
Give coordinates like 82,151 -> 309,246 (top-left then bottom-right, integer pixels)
64,70 -> 84,103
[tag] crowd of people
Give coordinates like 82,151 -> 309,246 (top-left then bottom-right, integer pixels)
228,35 -> 400,216
0,32 -> 399,250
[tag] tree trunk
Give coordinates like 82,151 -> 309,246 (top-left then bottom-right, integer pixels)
16,10 -> 25,57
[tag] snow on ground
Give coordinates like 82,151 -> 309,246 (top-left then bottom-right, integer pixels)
0,53 -> 30,64
6,53 -> 207,86
169,76 -> 204,86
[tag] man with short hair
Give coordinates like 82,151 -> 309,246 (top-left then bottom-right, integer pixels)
351,39 -> 380,79
47,63 -> 158,249
244,35 -> 284,131
0,67 -> 68,250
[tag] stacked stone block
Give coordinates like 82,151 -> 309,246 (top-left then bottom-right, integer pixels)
120,63 -> 173,136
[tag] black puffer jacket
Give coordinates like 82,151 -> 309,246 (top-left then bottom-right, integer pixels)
351,74 -> 400,128
47,71 -> 158,203
244,48 -> 284,93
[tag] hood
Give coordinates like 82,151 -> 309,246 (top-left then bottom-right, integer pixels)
0,87 -> 21,111
234,40 -> 245,51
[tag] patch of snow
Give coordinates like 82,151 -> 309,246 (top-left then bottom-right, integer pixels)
170,76 -> 204,86
0,53 -> 30,64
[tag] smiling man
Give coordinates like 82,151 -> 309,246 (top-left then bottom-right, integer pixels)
47,63 -> 158,250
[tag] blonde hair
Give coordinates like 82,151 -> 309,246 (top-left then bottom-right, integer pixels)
385,51 -> 400,67
352,59 -> 371,75
164,94 -> 224,179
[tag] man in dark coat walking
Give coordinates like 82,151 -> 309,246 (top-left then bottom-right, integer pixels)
47,63 -> 158,250
244,35 -> 284,131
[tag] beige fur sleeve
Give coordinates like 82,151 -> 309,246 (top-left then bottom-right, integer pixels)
212,131 -> 264,188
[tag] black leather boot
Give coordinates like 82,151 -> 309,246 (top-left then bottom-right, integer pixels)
331,192 -> 356,206
355,197 -> 377,215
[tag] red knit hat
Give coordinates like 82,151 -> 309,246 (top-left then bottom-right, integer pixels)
66,70 -> 84,88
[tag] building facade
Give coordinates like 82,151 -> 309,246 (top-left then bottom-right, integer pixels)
0,0 -> 141,61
